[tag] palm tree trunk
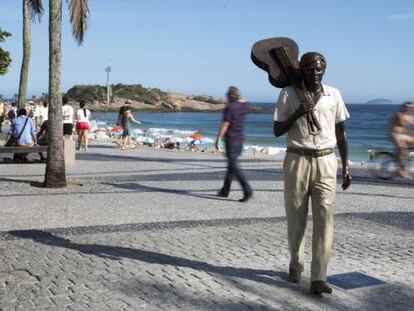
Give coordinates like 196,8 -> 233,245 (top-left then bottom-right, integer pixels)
44,0 -> 66,188
18,0 -> 31,109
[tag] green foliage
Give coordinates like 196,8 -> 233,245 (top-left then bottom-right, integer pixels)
0,28 -> 12,76
65,83 -> 171,105
65,84 -> 106,102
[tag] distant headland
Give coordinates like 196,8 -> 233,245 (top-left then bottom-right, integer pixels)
65,84 -> 266,113
364,98 -> 394,105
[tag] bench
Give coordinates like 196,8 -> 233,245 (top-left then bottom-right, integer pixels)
0,138 -> 75,166
0,146 -> 48,162
0,146 -> 48,154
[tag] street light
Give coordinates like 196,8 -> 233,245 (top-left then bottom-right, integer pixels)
105,66 -> 111,105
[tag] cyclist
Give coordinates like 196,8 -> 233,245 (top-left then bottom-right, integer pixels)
390,102 -> 414,179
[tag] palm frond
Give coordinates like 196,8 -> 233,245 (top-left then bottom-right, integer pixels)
68,0 -> 89,45
28,0 -> 44,23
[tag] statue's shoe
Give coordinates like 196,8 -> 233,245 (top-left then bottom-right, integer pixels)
310,281 -> 332,295
288,268 -> 301,283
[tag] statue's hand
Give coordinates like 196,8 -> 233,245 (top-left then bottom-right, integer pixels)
342,167 -> 352,190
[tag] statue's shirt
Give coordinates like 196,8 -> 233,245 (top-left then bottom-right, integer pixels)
274,85 -> 349,150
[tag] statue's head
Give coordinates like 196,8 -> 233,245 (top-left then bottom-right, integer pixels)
300,52 -> 326,87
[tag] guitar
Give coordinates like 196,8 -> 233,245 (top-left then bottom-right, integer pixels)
251,37 -> 300,88
251,37 -> 321,135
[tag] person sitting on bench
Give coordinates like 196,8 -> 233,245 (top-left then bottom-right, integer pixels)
4,108 -> 37,162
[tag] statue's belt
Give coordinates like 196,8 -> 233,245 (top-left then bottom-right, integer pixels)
287,147 -> 333,158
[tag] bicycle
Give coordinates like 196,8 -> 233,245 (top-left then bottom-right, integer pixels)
368,147 -> 414,180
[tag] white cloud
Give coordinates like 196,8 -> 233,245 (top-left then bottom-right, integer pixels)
389,13 -> 414,21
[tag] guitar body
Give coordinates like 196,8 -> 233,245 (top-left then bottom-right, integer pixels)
251,37 -> 300,88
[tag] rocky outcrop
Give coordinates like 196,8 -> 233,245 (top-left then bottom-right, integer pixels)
65,84 -> 265,113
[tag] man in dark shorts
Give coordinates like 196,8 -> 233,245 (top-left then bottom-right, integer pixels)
215,86 -> 253,202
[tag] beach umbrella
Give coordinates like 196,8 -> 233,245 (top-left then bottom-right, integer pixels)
190,139 -> 202,145
190,133 -> 203,140
136,136 -> 155,144
111,126 -> 122,133
132,128 -> 144,135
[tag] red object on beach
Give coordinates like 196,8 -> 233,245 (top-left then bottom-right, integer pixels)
112,126 -> 122,132
190,133 -> 203,139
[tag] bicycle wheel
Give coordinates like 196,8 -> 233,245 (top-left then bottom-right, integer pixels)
368,152 -> 399,180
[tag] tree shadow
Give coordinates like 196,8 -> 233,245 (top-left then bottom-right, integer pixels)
9,229 -> 411,310
0,177 -> 44,188
75,152 -> 276,164
96,168 -> 282,183
104,181 -> 247,202
9,230 -> 289,287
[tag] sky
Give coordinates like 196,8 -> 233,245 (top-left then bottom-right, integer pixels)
0,0 -> 413,103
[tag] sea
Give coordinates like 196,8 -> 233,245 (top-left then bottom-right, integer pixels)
92,103 -> 400,163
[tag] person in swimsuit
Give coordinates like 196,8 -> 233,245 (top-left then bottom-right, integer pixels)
120,106 -> 142,150
390,102 -> 414,179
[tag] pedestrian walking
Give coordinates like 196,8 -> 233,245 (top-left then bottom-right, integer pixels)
215,86 -> 253,202
0,100 -> 5,132
273,52 -> 352,295
62,96 -> 75,138
75,100 -> 91,151
117,100 -> 131,126
120,106 -> 142,150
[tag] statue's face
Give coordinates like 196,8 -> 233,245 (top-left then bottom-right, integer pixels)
301,60 -> 326,86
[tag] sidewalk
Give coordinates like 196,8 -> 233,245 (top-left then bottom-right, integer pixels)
0,144 -> 413,310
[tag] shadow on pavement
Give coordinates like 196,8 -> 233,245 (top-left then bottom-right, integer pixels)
9,229 -> 288,286
97,168 -> 281,183
76,152 -> 275,164
8,228 -> 413,310
0,177 -> 44,188
104,181 -> 264,202
337,211 -> 414,231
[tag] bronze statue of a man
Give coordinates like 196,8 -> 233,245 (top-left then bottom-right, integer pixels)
273,52 -> 352,295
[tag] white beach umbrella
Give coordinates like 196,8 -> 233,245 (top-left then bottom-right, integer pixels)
190,139 -> 202,145
132,128 -> 144,135
136,136 -> 155,144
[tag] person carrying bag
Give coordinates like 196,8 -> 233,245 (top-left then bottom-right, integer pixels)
4,108 -> 37,162
5,117 -> 29,147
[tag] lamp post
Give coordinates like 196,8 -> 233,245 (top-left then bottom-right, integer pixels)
105,66 -> 111,105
